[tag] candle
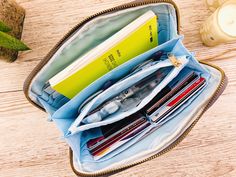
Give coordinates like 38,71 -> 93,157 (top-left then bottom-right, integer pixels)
205,0 -> 228,12
200,0 -> 236,46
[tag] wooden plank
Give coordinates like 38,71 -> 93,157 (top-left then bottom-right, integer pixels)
0,60 -> 40,93
0,0 -> 236,177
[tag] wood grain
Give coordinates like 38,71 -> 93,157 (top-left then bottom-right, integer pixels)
0,0 -> 236,177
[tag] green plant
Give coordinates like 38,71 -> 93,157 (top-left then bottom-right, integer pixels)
0,21 -> 30,51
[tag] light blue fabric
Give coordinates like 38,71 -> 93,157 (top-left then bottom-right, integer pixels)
26,3 -> 223,174
36,36 -> 220,173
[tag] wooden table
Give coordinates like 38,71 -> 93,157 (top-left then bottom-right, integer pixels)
0,0 -> 236,176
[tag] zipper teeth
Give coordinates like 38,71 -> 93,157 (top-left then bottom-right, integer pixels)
23,0 -> 180,111
71,64 -> 226,177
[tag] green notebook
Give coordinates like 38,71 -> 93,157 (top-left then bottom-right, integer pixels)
49,10 -> 158,99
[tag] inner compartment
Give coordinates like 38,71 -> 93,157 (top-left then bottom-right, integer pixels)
25,2 -> 223,174
66,61 -> 222,173
78,64 -> 209,164
67,56 -> 189,134
51,37 -> 219,173
28,3 -> 178,115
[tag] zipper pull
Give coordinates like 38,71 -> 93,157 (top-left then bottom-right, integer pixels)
168,53 -> 182,67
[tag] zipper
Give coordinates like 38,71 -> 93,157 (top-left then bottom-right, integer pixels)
168,53 -> 182,67
70,62 -> 226,177
22,0 -> 227,176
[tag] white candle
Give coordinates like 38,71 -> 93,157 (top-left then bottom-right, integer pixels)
218,3 -> 236,36
200,0 -> 236,46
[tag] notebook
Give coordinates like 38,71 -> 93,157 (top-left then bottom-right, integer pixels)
49,10 -> 158,99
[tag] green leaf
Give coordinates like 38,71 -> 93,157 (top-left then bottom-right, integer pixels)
0,31 -> 30,51
0,21 -> 12,32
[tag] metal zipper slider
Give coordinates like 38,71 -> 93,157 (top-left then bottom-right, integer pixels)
168,53 -> 182,67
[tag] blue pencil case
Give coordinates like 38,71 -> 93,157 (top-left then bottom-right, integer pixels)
24,1 -> 227,176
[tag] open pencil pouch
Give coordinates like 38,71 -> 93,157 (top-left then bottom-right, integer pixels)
24,0 -> 227,176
